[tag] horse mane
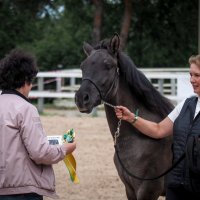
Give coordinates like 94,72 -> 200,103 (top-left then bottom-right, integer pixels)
118,52 -> 174,117
94,40 -> 174,118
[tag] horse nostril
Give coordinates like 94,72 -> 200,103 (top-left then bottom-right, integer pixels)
83,93 -> 89,103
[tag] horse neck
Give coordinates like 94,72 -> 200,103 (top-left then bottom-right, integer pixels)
105,76 -> 141,110
104,77 -> 141,137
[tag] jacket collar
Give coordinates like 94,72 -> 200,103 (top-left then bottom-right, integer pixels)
1,89 -> 30,103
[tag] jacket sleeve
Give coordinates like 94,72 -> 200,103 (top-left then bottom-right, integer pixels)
18,103 -> 67,165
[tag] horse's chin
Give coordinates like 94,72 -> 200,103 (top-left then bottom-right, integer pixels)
77,102 -> 101,114
77,106 -> 94,114
75,97 -> 101,113
78,108 -> 92,114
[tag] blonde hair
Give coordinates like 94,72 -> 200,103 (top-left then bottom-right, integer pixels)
189,55 -> 200,67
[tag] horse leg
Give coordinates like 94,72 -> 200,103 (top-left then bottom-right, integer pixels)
114,155 -> 137,200
119,174 -> 137,200
136,180 -> 163,200
122,180 -> 137,200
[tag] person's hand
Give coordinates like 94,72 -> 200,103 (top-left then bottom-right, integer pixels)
63,141 -> 76,155
114,106 -> 134,123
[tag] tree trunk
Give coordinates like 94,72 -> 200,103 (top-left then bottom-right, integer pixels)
120,0 -> 133,50
92,0 -> 103,45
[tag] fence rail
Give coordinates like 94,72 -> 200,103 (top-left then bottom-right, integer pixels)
29,68 -> 193,112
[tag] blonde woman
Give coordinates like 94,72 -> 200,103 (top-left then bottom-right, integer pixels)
115,55 -> 200,200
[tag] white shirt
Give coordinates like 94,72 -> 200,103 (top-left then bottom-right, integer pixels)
168,96 -> 200,122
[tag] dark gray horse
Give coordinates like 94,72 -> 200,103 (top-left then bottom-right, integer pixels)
75,34 -> 174,200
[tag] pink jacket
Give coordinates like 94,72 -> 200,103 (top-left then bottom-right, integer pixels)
0,93 -> 67,198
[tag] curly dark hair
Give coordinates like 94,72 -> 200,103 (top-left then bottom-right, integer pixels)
0,49 -> 38,90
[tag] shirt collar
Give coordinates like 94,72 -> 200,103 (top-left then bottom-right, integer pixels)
1,89 -> 30,103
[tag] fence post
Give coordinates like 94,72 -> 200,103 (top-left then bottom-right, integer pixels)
38,77 -> 44,113
171,79 -> 176,95
158,79 -> 164,94
56,77 -> 62,92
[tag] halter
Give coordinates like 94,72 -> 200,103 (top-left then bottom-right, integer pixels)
82,66 -> 119,102
82,66 -> 121,144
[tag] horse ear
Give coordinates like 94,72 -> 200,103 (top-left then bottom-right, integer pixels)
83,42 -> 94,56
109,33 -> 120,54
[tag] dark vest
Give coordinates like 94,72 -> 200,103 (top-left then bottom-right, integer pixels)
167,96 -> 200,188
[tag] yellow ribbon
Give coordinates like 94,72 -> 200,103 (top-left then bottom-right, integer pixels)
63,129 -> 79,184
63,154 -> 79,183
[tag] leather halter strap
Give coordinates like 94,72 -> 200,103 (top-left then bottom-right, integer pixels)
82,67 -> 119,101
82,78 -> 103,99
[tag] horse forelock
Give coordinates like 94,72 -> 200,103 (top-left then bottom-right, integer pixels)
118,52 -> 174,117
94,39 -> 110,50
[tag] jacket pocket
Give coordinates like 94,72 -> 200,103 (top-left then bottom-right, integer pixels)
41,165 -> 55,190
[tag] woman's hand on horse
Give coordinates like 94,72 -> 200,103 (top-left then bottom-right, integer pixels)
115,106 -> 134,123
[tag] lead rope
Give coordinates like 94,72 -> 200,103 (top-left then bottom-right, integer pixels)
102,100 -> 121,145
102,100 -> 184,180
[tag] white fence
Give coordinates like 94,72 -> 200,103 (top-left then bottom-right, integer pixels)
29,68 -> 194,112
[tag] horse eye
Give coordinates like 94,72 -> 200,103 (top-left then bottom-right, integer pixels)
104,60 -> 113,69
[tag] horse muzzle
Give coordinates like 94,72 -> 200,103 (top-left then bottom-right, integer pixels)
75,88 -> 101,114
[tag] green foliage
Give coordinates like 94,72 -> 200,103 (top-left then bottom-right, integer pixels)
103,1 -> 123,37
0,1 -> 37,58
18,0 -> 93,71
0,0 -> 198,69
126,0 -> 198,68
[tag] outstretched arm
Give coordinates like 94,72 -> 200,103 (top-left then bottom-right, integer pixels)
115,106 -> 173,139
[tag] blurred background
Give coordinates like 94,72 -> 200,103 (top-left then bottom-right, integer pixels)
0,0 -> 198,71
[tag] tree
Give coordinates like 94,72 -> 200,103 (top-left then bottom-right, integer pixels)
91,0 -> 103,45
0,0 -> 56,59
120,0 -> 133,50
0,0 -> 198,69
127,0 -> 198,68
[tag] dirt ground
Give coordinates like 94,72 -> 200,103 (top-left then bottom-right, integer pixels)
42,108 -> 165,200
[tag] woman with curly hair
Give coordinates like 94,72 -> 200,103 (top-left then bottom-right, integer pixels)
0,49 -> 76,200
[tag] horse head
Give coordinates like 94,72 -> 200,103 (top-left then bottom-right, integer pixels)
75,34 -> 120,113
